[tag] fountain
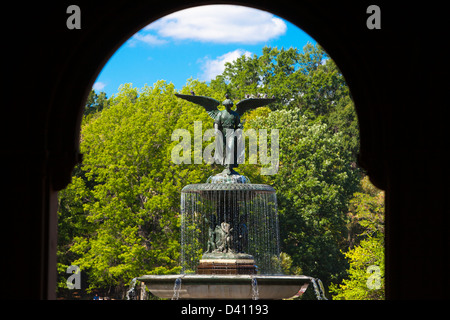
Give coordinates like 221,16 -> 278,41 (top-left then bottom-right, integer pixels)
138,94 -> 318,299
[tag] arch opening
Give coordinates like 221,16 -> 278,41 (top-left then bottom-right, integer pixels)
54,4 -> 384,300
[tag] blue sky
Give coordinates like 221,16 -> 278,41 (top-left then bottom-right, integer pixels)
93,5 -> 316,97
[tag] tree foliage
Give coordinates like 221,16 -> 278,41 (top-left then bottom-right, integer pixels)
85,90 -> 109,116
346,176 -> 385,249
211,44 -> 359,156
328,177 -> 385,299
244,108 -> 360,288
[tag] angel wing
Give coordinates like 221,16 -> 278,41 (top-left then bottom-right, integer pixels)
175,94 -> 221,119
235,98 -> 276,117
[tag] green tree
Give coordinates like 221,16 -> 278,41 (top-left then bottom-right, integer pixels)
326,95 -> 360,158
85,89 -> 109,116
212,44 -> 349,118
329,177 -> 385,299
244,108 -> 361,291
212,44 -> 359,156
346,176 -> 385,249
56,172 -> 93,297
62,81 -> 217,296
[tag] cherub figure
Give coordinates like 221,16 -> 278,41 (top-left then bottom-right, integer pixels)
214,222 -> 233,253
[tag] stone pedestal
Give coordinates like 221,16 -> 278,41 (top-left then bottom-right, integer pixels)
198,252 -> 257,275
197,259 -> 256,275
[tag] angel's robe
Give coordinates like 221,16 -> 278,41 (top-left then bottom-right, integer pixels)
214,109 -> 245,168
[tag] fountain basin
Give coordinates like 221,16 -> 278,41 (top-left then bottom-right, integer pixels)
138,274 -> 311,300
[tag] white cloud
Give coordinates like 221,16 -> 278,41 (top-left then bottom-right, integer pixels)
129,33 -> 168,46
93,81 -> 106,91
200,49 -> 252,81
142,5 -> 287,44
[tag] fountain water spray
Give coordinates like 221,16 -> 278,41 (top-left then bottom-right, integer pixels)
251,277 -> 259,300
172,277 -> 182,300
126,278 -> 138,300
311,278 -> 328,300
180,174 -> 281,276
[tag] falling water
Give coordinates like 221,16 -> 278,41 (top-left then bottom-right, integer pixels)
310,278 -> 328,300
126,278 -> 137,300
180,175 -> 281,275
318,279 -> 328,300
251,277 -> 259,300
172,277 -> 182,300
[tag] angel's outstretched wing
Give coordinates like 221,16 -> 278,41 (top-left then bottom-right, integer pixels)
235,98 -> 276,117
175,94 -> 221,119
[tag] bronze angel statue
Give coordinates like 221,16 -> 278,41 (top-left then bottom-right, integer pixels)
175,93 -> 275,175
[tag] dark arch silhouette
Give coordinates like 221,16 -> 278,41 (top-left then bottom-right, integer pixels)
3,1 -> 449,299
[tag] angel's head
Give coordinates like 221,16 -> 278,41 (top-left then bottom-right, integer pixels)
222,98 -> 233,110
